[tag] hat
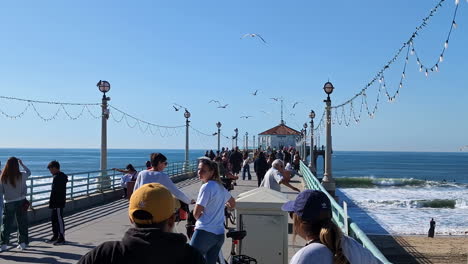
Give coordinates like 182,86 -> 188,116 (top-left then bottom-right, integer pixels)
281,190 -> 331,222
129,183 -> 180,225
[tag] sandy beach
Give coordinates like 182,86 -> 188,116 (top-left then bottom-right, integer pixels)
369,235 -> 468,264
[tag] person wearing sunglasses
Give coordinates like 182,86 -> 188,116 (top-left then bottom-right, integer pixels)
134,153 -> 194,205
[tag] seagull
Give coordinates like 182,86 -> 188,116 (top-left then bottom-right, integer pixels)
218,104 -> 229,109
292,102 -> 302,108
173,105 -> 180,111
241,33 -> 267,44
270,97 -> 279,102
251,90 -> 259,96
209,100 -> 220,104
260,110 -> 270,115
240,116 -> 253,119
173,103 -> 186,110
212,132 -> 218,136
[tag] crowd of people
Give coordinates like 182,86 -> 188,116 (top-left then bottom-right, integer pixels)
0,148 -> 382,263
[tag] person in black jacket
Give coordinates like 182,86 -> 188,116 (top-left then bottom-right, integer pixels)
77,183 -> 206,264
46,160 -> 68,245
254,152 -> 268,187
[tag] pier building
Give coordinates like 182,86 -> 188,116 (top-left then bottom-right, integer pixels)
257,121 -> 301,150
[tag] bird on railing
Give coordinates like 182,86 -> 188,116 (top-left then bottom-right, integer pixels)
241,33 -> 267,44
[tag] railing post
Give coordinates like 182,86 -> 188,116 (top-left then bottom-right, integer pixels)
87,172 -> 90,196
29,178 -> 33,205
112,170 -> 116,190
71,174 -> 75,200
343,201 -> 349,235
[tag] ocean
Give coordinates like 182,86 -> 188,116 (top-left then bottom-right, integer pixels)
1,149 -> 467,236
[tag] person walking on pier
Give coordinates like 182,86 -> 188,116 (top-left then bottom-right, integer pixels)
260,159 -> 300,193
78,183 -> 206,264
242,152 -> 252,180
191,159 -> 236,264
254,152 -> 268,187
46,160 -> 68,245
283,190 -> 382,264
0,157 -> 31,251
134,153 -> 194,205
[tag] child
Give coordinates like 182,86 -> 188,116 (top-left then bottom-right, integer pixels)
47,160 -> 68,245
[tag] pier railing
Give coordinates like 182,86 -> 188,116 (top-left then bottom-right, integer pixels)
299,161 -> 391,264
27,160 -> 198,206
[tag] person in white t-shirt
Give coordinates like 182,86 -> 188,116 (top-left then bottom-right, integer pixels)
133,153 -> 194,205
282,190 -> 382,264
190,159 -> 235,264
260,159 -> 300,193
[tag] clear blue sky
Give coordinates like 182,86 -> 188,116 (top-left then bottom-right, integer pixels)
0,0 -> 466,151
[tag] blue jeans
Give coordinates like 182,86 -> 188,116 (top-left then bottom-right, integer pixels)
242,164 -> 251,180
190,229 -> 224,264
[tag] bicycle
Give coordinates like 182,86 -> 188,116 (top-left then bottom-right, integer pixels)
217,229 -> 257,264
221,177 -> 236,229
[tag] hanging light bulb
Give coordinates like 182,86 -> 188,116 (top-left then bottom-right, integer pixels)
416,59 -> 420,65
435,64 -> 439,72
455,0 -> 459,5
399,83 -> 403,88
402,72 -> 406,79
439,55 -> 444,62
425,69 -> 429,77
444,41 -> 449,49
410,48 -> 415,55
419,65 -> 423,72
453,20 -> 458,29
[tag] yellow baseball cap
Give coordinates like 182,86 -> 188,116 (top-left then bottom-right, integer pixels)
129,183 -> 180,225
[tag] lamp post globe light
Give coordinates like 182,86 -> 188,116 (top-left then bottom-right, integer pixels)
216,122 -> 222,152
322,81 -> 335,197
309,110 -> 316,172
184,109 -> 191,169
97,80 -> 111,190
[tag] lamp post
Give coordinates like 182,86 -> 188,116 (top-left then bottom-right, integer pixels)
303,123 -> 308,162
234,128 -> 239,149
308,110 -> 316,173
216,122 -> 222,152
253,135 -> 256,150
97,80 -> 111,190
245,132 -> 249,151
322,81 -> 336,197
300,129 -> 304,160
184,109 -> 191,170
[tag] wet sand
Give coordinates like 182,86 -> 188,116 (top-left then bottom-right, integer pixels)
369,235 -> 468,264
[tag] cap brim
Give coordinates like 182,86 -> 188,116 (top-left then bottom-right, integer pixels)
281,200 -> 295,212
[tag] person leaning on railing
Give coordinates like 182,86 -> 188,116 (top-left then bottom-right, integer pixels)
282,190 -> 382,264
0,157 -> 31,252
134,153 -> 194,205
112,164 -> 138,199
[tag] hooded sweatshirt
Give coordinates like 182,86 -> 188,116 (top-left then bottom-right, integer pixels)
77,228 -> 206,264
49,171 -> 68,208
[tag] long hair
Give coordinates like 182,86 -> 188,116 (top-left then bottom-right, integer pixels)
198,159 -> 222,184
150,153 -> 167,168
293,214 -> 349,264
1,157 -> 22,187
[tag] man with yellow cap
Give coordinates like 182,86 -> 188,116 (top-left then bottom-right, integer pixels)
77,183 -> 205,264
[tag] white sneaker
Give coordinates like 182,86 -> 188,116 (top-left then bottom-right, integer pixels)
0,244 -> 7,252
17,243 -> 27,250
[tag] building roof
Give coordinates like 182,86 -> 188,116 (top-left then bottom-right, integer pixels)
258,123 -> 301,136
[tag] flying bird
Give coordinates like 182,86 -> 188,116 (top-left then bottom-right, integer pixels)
173,105 -> 180,111
260,110 -> 270,115
240,116 -> 253,119
173,103 -> 186,110
270,97 -> 279,102
241,33 -> 267,44
292,102 -> 302,108
251,90 -> 259,96
208,100 -> 220,104
218,104 -> 229,109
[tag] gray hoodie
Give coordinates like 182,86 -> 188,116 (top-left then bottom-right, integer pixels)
0,165 -> 31,203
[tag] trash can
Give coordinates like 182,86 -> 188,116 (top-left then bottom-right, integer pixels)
236,187 -> 289,264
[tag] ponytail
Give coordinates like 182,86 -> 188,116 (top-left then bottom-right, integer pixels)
319,220 -> 348,264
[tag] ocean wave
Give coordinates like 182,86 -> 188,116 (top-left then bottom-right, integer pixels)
335,177 -> 464,188
361,198 -> 467,209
